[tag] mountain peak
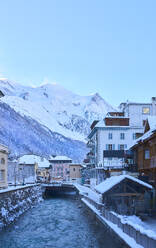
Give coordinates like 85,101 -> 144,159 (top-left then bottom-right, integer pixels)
91,92 -> 103,102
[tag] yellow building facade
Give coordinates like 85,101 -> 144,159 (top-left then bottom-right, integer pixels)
69,164 -> 82,183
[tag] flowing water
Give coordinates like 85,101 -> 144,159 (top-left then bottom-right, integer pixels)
0,197 -> 124,248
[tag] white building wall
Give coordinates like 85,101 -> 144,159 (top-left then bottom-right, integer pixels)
96,127 -> 141,167
124,104 -> 153,128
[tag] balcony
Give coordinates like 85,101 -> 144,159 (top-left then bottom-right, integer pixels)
87,152 -> 95,159
103,150 -> 125,158
87,140 -> 95,148
103,159 -> 125,169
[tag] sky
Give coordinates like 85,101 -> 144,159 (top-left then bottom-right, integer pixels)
0,0 -> 156,107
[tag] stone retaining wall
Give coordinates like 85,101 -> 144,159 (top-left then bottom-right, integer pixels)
0,184 -> 42,229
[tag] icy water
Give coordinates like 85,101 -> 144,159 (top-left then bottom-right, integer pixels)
0,197 -> 124,248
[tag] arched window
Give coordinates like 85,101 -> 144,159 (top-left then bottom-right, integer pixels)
1,158 -> 5,164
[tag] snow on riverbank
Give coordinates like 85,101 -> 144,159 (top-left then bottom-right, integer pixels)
82,198 -> 143,248
114,214 -> 156,240
0,184 -> 38,194
74,183 -> 101,203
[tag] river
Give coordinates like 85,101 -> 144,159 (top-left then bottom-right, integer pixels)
0,196 -> 125,248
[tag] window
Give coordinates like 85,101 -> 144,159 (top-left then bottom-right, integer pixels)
145,149 -> 150,159
108,144 -> 112,150
73,168 -> 76,171
1,158 -> 5,164
0,170 -> 5,182
143,107 -> 150,114
133,133 -> 136,140
108,133 -> 113,140
119,144 -> 125,150
120,133 -> 125,140
106,144 -> 115,150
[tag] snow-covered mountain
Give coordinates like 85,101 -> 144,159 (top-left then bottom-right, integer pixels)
0,79 -> 116,161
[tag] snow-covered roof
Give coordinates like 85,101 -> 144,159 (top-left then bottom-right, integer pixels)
0,143 -> 9,152
94,118 -> 130,129
49,155 -> 72,161
147,116 -> 156,131
95,119 -> 105,128
95,175 -> 152,194
131,116 -> 156,148
18,155 -> 50,168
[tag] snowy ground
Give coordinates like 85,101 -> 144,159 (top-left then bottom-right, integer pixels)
0,184 -> 37,194
119,215 -> 156,239
74,183 -> 101,203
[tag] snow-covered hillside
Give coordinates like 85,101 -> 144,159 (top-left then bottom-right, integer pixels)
0,101 -> 87,162
0,80 -> 116,141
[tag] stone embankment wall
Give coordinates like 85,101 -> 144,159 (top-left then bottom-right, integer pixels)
0,184 -> 42,229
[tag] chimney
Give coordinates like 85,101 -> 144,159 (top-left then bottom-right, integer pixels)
152,97 -> 156,115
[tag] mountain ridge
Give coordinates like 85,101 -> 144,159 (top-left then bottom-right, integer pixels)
0,79 -> 116,161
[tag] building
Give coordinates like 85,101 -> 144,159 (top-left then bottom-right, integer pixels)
130,116 -> 156,187
32,156 -> 50,182
49,156 -> 72,182
0,144 -> 9,188
88,113 -> 140,167
69,164 -> 83,183
119,97 -> 156,130
17,155 -> 39,184
8,160 -> 19,185
87,112 -> 140,187
87,113 -> 139,186
95,175 -> 152,215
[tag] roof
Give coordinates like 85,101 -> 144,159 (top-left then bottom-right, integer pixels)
95,175 -> 152,194
95,119 -> 105,128
147,116 -> 156,131
90,120 -> 99,130
131,116 -> 156,148
0,143 -> 9,153
18,155 -> 50,168
0,90 -> 5,96
69,164 -> 82,167
107,112 -> 124,117
49,155 -> 72,161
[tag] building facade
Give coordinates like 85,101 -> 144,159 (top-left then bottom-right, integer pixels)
119,97 -> 156,129
86,113 -> 139,186
69,164 -> 82,183
0,144 -> 9,188
18,155 -> 39,184
131,116 -> 156,187
49,156 -> 72,182
87,114 -> 140,168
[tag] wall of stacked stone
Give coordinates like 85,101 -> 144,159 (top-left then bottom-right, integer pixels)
0,185 -> 42,229
101,207 -> 156,248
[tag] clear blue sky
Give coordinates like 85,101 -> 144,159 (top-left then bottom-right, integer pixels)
0,0 -> 156,107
